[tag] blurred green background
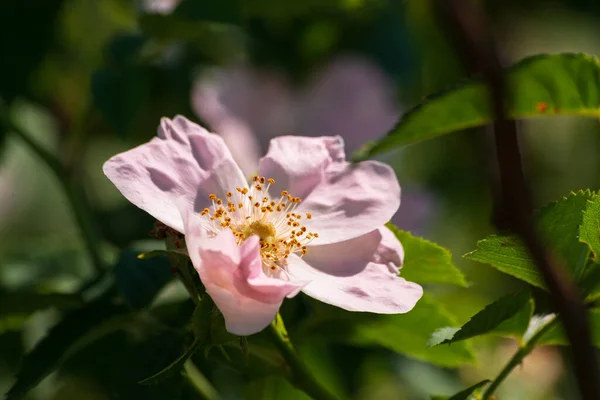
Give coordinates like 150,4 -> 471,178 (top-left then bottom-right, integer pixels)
1,0 -> 599,399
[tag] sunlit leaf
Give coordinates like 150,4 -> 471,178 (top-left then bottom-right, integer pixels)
356,53 -> 600,159
464,235 -> 544,288
579,195 -> 600,260
387,224 -> 467,286
464,191 -> 594,288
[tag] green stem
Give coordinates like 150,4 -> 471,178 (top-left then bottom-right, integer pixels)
268,314 -> 339,400
481,315 -> 560,399
1,111 -> 106,274
183,359 -> 221,400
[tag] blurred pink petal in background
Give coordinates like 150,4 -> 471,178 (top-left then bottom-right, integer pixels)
192,55 -> 435,234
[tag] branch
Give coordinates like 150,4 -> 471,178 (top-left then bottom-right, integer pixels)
268,315 -> 339,400
435,1 -> 600,399
481,316 -> 559,399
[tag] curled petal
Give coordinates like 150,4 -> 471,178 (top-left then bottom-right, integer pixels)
374,226 -> 404,275
258,135 -> 345,199
288,254 -> 422,314
103,116 -> 247,232
182,211 -> 301,335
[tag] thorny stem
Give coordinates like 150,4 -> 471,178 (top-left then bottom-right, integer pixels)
268,314 -> 339,400
436,1 -> 600,398
481,316 -> 559,399
1,108 -> 106,275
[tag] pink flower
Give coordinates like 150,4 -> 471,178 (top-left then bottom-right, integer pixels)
192,55 -> 400,158
103,116 -> 422,335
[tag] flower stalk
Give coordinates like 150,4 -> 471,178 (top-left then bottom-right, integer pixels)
481,316 -> 559,400
268,314 -> 339,400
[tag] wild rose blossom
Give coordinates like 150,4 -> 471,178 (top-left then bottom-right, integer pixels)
103,116 -> 422,335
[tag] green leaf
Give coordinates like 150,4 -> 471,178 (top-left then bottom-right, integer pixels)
387,224 -> 467,287
299,294 -> 475,367
464,235 -> 544,288
493,295 -> 534,339
580,264 -> 600,302
464,191 -> 594,289
431,380 -> 490,400
427,327 -> 460,347
139,338 -> 202,385
432,291 -> 531,345
580,195 -> 600,260
5,295 -> 129,399
356,53 -> 600,159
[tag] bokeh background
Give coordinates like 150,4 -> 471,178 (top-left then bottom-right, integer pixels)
1,0 -> 599,399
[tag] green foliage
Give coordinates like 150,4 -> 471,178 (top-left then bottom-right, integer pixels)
430,292 -> 532,346
356,53 -> 600,159
0,291 -> 83,335
139,338 -> 202,385
580,265 -> 600,302
115,249 -> 173,309
0,291 -> 83,315
465,191 -> 594,289
0,0 -> 65,102
493,294 -> 535,338
5,294 -> 129,399
173,0 -> 242,24
579,195 -> 600,260
387,224 -> 467,287
464,235 -> 545,288
537,309 -> 600,346
431,380 -> 490,400
299,294 -> 475,367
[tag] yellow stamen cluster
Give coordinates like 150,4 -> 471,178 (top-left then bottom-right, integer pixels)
199,176 -> 318,273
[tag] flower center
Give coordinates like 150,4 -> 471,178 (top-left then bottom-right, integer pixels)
200,176 -> 318,274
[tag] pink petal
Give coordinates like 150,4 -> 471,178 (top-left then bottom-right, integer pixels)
374,226 -> 405,275
259,136 -> 400,245
297,160 -> 401,245
302,226 -> 404,277
258,135 -> 345,199
296,54 -> 401,154
103,116 -> 247,232
288,254 -> 422,314
182,211 -> 301,335
302,229 -> 382,276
